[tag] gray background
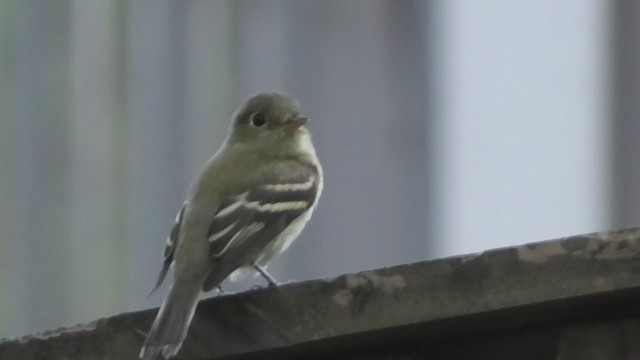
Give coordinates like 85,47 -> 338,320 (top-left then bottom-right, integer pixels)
1,0 -> 639,340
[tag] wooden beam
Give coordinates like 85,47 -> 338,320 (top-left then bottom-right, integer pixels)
3,227 -> 640,359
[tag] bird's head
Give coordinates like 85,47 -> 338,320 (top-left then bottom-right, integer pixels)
227,92 -> 312,156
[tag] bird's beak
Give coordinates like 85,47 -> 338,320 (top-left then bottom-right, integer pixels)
282,115 -> 308,131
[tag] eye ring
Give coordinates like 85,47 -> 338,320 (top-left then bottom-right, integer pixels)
251,113 -> 266,127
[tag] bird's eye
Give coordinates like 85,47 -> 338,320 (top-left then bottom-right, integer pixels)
251,113 -> 266,127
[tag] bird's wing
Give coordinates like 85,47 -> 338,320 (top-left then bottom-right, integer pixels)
149,202 -> 187,297
203,161 -> 320,290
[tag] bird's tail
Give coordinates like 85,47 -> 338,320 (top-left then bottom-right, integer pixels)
140,279 -> 201,359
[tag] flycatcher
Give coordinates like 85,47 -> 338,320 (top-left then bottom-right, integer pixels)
140,92 -> 323,359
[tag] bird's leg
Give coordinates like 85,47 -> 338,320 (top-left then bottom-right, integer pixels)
216,285 -> 225,295
253,264 -> 278,287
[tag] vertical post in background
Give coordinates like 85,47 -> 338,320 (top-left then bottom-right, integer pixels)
68,0 -> 126,325
182,1 -> 236,179
0,0 -> 72,337
0,0 -> 22,338
234,0 -> 288,95
123,0 -> 188,308
383,0 -> 434,259
432,0 -> 610,256
611,1 -> 640,228
282,0 -> 430,279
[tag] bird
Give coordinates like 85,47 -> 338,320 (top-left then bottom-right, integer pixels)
139,92 -> 323,359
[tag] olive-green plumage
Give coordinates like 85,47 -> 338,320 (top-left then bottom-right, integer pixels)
140,93 -> 323,359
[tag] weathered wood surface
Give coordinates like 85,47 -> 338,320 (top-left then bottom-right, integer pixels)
3,227 -> 640,359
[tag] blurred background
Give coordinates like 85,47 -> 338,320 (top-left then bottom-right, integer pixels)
1,0 -> 639,340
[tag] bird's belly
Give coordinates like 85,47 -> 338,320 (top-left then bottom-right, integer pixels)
228,207 -> 315,282
259,207 -> 314,264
